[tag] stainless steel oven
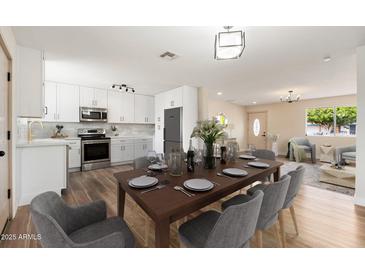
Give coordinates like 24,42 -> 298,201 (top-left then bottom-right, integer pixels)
80,107 -> 108,122
78,128 -> 111,171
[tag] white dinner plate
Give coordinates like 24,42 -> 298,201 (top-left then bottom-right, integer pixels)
222,168 -> 248,177
183,179 -> 214,192
148,163 -> 168,171
247,161 -> 270,168
128,176 -> 158,189
239,154 -> 257,160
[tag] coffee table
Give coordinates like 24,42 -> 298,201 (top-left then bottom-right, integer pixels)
319,164 -> 356,189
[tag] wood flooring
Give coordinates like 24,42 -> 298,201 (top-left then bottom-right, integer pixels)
1,164 -> 365,248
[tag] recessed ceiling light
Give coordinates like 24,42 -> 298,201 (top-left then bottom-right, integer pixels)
323,56 -> 331,62
252,101 -> 257,104
217,92 -> 223,95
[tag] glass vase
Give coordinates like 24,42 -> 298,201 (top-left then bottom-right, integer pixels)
203,142 -> 216,169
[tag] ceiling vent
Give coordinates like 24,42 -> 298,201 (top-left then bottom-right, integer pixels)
160,51 -> 179,61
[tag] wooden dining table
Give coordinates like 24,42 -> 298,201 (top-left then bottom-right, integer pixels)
114,158 -> 283,247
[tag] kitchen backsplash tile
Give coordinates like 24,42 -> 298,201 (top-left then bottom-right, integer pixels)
17,118 -> 154,141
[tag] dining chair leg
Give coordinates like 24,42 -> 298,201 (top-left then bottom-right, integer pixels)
290,206 -> 299,235
274,222 -> 283,248
255,230 -> 263,248
278,210 -> 286,247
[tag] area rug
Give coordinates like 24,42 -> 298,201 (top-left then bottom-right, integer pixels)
279,158 -> 355,196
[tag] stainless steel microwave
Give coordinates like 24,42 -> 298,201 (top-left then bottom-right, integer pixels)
79,107 -> 108,122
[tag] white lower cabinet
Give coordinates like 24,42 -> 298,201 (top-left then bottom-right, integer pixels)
67,140 -> 81,169
134,139 -> 153,158
111,139 -> 135,164
17,145 -> 67,206
111,138 -> 153,164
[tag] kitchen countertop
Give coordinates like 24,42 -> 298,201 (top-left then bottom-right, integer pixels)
17,138 -> 70,148
17,136 -> 153,148
107,135 -> 153,139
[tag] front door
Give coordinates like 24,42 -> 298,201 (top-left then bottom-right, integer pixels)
247,111 -> 267,149
0,42 -> 10,232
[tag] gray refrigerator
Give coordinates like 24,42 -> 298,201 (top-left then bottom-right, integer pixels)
164,107 -> 183,154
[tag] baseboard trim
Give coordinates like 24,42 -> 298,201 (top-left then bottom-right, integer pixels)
354,196 -> 365,207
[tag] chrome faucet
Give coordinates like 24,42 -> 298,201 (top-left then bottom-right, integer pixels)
27,120 -> 44,142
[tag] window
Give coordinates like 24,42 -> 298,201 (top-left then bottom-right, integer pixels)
306,106 -> 357,137
253,118 -> 260,136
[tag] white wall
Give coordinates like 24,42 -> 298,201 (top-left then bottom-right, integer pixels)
198,88 -> 247,149
355,46 -> 365,206
245,95 -> 357,157
0,27 -> 18,217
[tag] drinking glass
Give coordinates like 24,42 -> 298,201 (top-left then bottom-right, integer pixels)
147,150 -> 157,165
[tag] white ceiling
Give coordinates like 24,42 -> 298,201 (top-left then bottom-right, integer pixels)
12,26 -> 365,105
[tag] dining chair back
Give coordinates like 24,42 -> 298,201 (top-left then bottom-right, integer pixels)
134,157 -> 150,169
283,165 -> 305,208
252,149 -> 276,161
205,190 -> 264,248
253,174 -> 291,230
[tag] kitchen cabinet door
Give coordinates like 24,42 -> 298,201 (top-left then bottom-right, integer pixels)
120,93 -> 134,123
94,88 -> 108,108
17,46 -> 44,118
79,86 -> 95,107
68,146 -> 81,168
111,144 -> 123,163
134,94 -> 155,123
121,143 -> 134,162
57,83 -> 80,122
154,93 -> 164,153
165,87 -> 183,109
43,82 -> 58,122
134,141 -> 153,158
108,90 -> 122,123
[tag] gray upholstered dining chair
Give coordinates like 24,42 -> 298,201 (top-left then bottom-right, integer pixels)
134,157 -> 150,169
252,149 -> 276,182
30,191 -> 135,248
252,149 -> 276,161
178,190 -> 264,248
222,175 -> 291,248
278,165 -> 305,246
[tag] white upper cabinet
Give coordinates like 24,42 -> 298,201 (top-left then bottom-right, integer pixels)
80,87 -> 108,108
43,82 -> 57,122
94,88 -> 108,108
107,90 -> 121,123
57,84 -> 80,122
165,87 -> 183,109
108,90 -> 134,123
79,87 -> 94,108
120,92 -> 135,123
17,46 -> 45,118
43,82 -> 80,122
134,94 -> 154,124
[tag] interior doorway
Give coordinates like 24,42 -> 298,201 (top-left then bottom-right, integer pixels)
0,35 -> 11,233
247,111 -> 268,149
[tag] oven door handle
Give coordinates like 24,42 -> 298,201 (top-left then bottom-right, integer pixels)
82,140 -> 111,145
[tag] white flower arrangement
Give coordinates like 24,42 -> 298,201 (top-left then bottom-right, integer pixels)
267,133 -> 280,142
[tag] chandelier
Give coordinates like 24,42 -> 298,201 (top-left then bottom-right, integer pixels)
280,90 -> 300,103
214,26 -> 245,60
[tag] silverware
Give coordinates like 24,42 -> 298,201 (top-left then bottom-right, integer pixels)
174,186 -> 195,197
141,185 -> 166,194
217,172 -> 235,179
140,179 -> 170,194
211,181 -> 220,186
